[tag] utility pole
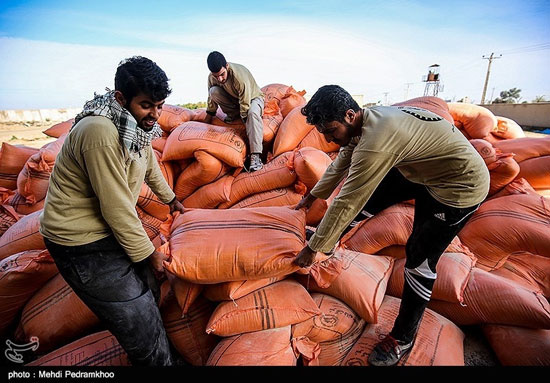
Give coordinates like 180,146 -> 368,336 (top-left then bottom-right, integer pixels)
383,92 -> 389,105
404,83 -> 414,100
481,53 -> 502,104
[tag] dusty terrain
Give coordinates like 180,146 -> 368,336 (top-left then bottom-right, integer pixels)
0,121 -> 59,149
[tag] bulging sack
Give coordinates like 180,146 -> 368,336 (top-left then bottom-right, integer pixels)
0,209 -> 45,261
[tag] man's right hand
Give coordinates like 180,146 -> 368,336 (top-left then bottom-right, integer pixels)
295,193 -> 317,211
204,113 -> 213,124
149,250 -> 169,273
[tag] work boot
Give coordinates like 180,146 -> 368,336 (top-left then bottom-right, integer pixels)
249,153 -> 263,172
367,334 -> 414,366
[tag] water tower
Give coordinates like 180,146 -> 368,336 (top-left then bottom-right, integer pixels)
422,64 -> 443,97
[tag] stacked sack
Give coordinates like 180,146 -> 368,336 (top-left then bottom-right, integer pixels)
1,92 -> 549,367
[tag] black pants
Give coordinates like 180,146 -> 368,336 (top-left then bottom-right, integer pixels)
342,168 -> 479,343
44,235 -> 173,366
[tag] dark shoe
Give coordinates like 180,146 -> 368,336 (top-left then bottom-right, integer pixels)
249,153 -> 263,172
367,334 -> 413,366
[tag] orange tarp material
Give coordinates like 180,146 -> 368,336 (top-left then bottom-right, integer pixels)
15,273 -> 100,353
517,155 -> 550,189
341,203 -> 414,255
295,250 -> 394,324
0,209 -> 45,261
0,188 -> 19,235
0,250 -> 58,336
490,252 -> 550,298
157,104 -> 196,133
183,175 -> 234,209
291,293 -> 365,366
427,268 -> 550,329
152,135 -> 168,153
137,183 -> 170,221
42,118 -> 74,138
261,83 -> 291,104
279,86 -> 307,118
303,178 -> 345,227
8,192 -> 45,215
203,276 -> 286,302
17,134 -> 66,205
458,194 -> 550,271
493,116 -> 526,140
161,121 -> 247,168
218,151 -> 296,208
488,177 -> 539,200
136,206 -> 163,241
206,326 -> 297,366
166,272 -> 204,317
341,295 -> 465,366
294,147 -> 333,191
206,280 -> 320,337
375,236 -> 468,261
173,150 -> 229,201
486,153 -> 521,196
161,295 -> 220,366
0,143 -> 39,190
262,99 -> 284,143
469,139 -> 497,165
482,324 -> 550,366
229,187 -> 303,209
272,106 -> 316,156
392,96 -> 454,124
297,127 -> 340,153
164,207 -> 306,283
493,136 -> 550,163
386,252 -> 477,304
154,149 -> 176,189
26,330 -> 130,366
447,102 -> 498,141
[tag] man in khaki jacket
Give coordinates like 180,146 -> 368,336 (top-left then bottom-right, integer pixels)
294,85 -> 489,366
203,51 -> 265,171
40,56 -> 184,366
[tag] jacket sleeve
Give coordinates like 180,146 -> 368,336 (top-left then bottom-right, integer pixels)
310,144 -> 354,200
206,75 -> 218,114
145,146 -> 176,204
308,149 -> 398,253
82,144 -> 155,262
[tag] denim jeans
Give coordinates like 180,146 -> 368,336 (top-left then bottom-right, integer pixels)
43,235 -> 173,366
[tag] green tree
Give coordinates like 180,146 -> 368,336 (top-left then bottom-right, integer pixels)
493,87 -> 522,103
532,95 -> 548,103
178,102 -> 207,109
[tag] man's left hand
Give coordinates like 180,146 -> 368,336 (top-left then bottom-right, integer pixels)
168,198 -> 185,214
294,245 -> 317,268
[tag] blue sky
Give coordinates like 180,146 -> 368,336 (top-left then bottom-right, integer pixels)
0,0 -> 549,109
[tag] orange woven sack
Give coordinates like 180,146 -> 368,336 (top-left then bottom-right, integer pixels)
297,126 -> 340,153
493,116 -> 526,140
469,138 -> 498,165
137,183 -> 170,221
482,324 -> 550,366
493,136 -> 550,163
0,250 -> 58,336
279,86 -> 307,118
136,206 -> 163,242
427,268 -> 550,329
291,293 -> 365,366
153,149 -> 176,189
458,194 -> 550,271
0,209 -> 45,261
206,326 -> 296,366
386,251 -> 477,304
0,188 -> 19,236
27,330 -> 130,366
164,207 -> 306,283
17,134 -> 66,205
517,155 -> 550,190
203,276 -> 286,302
342,295 -> 465,366
294,147 -> 333,191
6,192 -> 44,215
162,121 -> 247,168
262,99 -> 284,143
183,175 -> 234,209
295,249 -> 394,324
273,106 -> 316,156
161,295 -> 219,366
0,143 -> 39,190
157,104 -> 195,133
488,177 -> 539,200
261,83 -> 290,104
218,151 -> 296,208
341,203 -> 414,255
487,153 -> 520,196
447,102 -> 497,141
229,187 -> 303,209
15,273 -> 100,353
152,135 -> 167,153
173,150 -> 230,201
392,96 -> 454,124
490,252 -> 550,298
42,118 -> 74,138
206,279 -> 320,337
303,178 -> 345,226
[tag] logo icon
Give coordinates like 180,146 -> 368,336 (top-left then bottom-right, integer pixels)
5,337 -> 39,364
434,212 -> 446,221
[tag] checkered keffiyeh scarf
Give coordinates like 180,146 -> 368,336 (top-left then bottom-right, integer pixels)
73,89 -> 162,153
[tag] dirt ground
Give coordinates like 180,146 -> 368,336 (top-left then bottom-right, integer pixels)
0,121 -> 59,149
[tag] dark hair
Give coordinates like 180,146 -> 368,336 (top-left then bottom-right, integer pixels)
301,85 -> 360,127
115,56 -> 171,103
207,51 -> 227,73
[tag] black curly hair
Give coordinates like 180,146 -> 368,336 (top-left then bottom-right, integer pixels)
115,56 -> 171,103
301,85 -> 360,127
